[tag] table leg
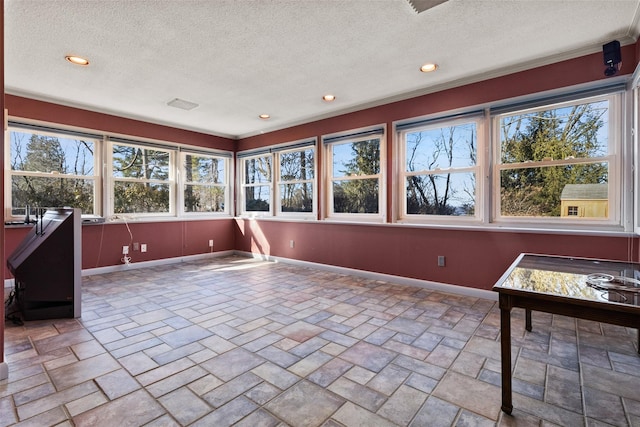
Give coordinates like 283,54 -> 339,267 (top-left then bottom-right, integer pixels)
525,309 -> 532,332
499,294 -> 513,414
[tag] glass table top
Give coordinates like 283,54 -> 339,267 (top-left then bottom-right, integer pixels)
493,254 -> 640,307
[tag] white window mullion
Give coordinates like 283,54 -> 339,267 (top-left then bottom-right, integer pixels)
398,118 -> 480,222
494,94 -> 620,228
324,130 -> 385,221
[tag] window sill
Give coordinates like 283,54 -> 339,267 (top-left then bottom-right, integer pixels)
237,216 -> 633,237
105,215 -> 234,224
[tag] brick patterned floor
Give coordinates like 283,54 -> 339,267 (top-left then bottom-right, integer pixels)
1,255 -> 639,426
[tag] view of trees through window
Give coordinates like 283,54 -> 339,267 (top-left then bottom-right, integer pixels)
404,122 -> 477,216
6,92 -> 619,226
244,156 -> 272,212
331,138 -> 380,214
184,154 -> 226,213
279,148 -> 313,213
10,130 -> 96,215
499,99 -> 609,218
112,144 -> 171,214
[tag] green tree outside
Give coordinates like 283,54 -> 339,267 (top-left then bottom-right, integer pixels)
112,144 -> 170,214
280,149 -> 313,213
184,154 -> 226,213
500,101 -> 608,217
333,139 -> 380,214
11,131 -> 95,214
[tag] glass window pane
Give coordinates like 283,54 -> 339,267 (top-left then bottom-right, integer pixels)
406,123 -> 477,172
500,100 -> 608,164
244,156 -> 272,184
280,183 -> 313,213
332,139 -> 380,178
112,144 -> 170,180
10,131 -> 95,175
500,163 -> 608,217
114,181 -> 170,213
333,179 -> 379,213
245,185 -> 270,211
11,176 -> 95,214
280,149 -> 314,181
184,184 -> 225,213
406,172 -> 475,216
184,155 -> 225,184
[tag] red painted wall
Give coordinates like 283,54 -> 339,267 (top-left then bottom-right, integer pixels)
4,219 -> 236,278
234,220 -> 637,290
233,45 -> 640,290
3,43 -> 639,293
237,46 -> 637,152
3,96 -> 238,280
6,95 -> 235,152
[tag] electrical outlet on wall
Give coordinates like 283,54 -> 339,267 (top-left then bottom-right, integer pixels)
141,244 -> 147,253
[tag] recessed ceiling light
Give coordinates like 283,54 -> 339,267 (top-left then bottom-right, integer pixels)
322,94 -> 336,102
420,63 -> 438,73
259,114 -> 270,120
65,55 -> 89,66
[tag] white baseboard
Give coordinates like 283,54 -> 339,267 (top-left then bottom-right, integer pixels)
81,250 -> 236,276
4,250 -> 236,287
236,251 -> 497,301
5,249 -> 497,301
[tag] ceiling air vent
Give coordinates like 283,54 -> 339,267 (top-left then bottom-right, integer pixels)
406,0 -> 449,13
167,98 -> 199,111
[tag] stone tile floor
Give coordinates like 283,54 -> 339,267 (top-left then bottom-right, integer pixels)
1,255 -> 639,426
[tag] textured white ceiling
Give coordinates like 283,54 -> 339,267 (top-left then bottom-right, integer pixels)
5,0 -> 640,139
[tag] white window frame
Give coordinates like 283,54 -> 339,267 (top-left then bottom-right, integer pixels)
397,115 -> 484,224
238,140 -> 317,218
179,150 -> 232,216
324,128 -> 386,222
633,79 -> 640,235
107,140 -> 176,218
275,144 -> 317,219
492,93 -> 623,229
238,152 -> 273,217
5,125 -> 101,219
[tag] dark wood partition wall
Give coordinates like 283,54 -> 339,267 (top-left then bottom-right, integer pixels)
3,43 -> 640,293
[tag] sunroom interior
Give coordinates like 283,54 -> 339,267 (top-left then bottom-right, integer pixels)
2,1 -> 640,426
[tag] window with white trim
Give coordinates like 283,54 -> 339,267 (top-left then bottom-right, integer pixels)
182,152 -> 229,214
238,140 -> 317,217
7,122 -> 233,220
240,153 -> 272,214
277,146 -> 315,215
496,95 -> 616,223
110,142 -> 174,215
324,130 -> 385,219
399,116 -> 481,220
7,127 -> 99,217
